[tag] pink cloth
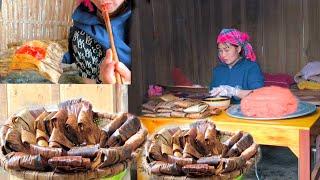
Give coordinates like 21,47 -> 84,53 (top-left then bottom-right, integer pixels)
148,85 -> 163,97
217,28 -> 256,62
263,73 -> 295,88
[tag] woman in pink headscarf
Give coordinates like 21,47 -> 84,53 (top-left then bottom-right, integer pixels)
209,28 -> 264,103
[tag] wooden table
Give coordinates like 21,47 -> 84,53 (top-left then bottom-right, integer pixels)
140,108 -> 320,180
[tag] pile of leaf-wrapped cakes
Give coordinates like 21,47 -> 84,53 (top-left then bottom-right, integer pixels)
144,120 -> 259,178
0,99 -> 147,173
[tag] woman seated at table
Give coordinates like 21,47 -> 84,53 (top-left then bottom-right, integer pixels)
209,28 -> 264,103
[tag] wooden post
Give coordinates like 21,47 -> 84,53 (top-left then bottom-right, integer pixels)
116,84 -> 128,113
0,84 -> 7,125
300,129 -> 311,180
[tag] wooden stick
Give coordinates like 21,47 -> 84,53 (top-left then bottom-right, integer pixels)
102,9 -> 123,84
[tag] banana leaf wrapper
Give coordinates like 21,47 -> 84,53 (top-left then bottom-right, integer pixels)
43,111 -> 57,136
51,109 -> 68,130
58,99 -> 92,118
101,113 -> 127,138
221,157 -> 246,173
98,146 -> 132,168
209,107 -> 222,115
196,155 -> 221,166
49,141 -> 61,148
91,151 -> 103,170
204,125 -> 217,142
183,103 -> 208,114
1,125 -> 10,153
182,164 -> 216,177
157,109 -> 173,113
124,128 -> 147,151
184,128 -> 197,144
48,156 -> 91,172
5,128 -> 28,153
147,142 -> 163,161
178,130 -> 189,148
155,112 -> 171,117
29,107 -> 46,119
67,145 -> 99,158
166,155 -> 194,166
155,101 -> 177,111
223,131 -> 243,149
150,161 -> 183,176
107,115 -> 141,147
36,129 -> 49,147
173,99 -> 199,108
11,109 -> 35,133
183,142 -> 202,159
240,143 -> 258,161
190,120 -> 214,134
21,129 -> 36,145
6,152 -> 48,171
171,106 -> 184,112
172,129 -> 183,157
186,109 -> 211,119
204,125 -> 224,155
141,109 -> 154,114
30,144 -> 65,159
225,133 -> 253,157
159,94 -> 180,102
170,111 -> 186,118
155,128 -> 179,145
35,111 -> 50,132
142,99 -> 163,112
161,143 -> 173,156
65,114 -> 82,145
194,131 -> 207,155
78,108 -> 101,145
141,113 -> 157,118
49,127 -> 74,149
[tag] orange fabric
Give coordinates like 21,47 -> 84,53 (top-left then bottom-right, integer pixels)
10,54 -> 41,71
9,41 -> 47,71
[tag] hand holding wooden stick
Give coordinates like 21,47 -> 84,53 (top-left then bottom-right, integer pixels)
101,4 -> 123,84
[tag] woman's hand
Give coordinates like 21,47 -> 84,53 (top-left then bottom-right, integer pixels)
210,85 -> 239,97
210,85 -> 253,99
99,49 -> 131,84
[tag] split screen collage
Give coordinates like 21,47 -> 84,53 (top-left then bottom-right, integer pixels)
2,0 -> 320,180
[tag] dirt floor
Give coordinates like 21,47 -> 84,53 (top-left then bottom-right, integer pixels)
245,145 -> 298,180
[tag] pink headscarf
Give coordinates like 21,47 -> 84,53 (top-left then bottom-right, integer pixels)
217,28 -> 256,62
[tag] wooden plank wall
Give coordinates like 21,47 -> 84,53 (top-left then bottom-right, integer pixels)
0,84 -> 117,125
129,0 -> 320,113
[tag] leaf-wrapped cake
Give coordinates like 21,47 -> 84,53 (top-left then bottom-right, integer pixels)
0,99 -> 147,179
142,120 -> 259,179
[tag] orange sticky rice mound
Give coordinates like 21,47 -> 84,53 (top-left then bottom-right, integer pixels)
240,86 -> 298,118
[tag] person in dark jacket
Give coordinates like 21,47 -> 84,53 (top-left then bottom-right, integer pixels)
209,28 -> 264,103
63,0 -> 131,84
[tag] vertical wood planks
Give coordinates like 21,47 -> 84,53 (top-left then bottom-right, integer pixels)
0,84 -> 7,125
6,84 -> 60,117
0,84 -> 120,124
59,84 -> 117,113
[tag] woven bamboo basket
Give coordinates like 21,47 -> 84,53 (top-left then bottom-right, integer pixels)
0,99 -> 146,179
0,0 -> 77,76
139,121 -> 260,180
